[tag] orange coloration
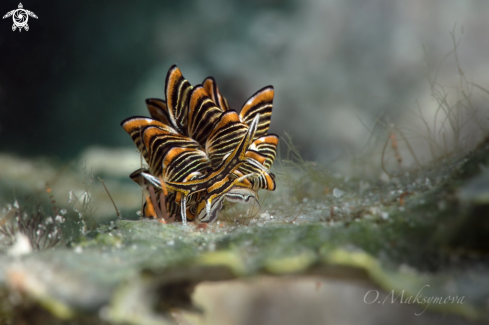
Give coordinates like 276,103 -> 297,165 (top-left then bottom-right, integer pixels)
144,194 -> 157,218
398,191 -> 413,206
233,170 -> 253,187
185,208 -> 196,221
146,98 -> 171,125
390,131 -> 402,167
207,111 -> 241,139
240,88 -> 274,119
207,176 -> 229,192
253,135 -> 279,146
121,65 -> 279,223
175,192 -> 182,204
159,176 -> 168,196
162,147 -> 187,170
203,77 -> 230,111
389,132 -> 397,148
196,223 -> 208,231
245,151 -> 267,165
122,117 -> 171,134
45,183 -> 58,215
261,173 -> 275,191
187,87 -> 221,141
142,126 -> 170,152
203,78 -> 217,102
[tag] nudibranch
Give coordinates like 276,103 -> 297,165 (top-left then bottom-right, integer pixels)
121,65 -> 278,223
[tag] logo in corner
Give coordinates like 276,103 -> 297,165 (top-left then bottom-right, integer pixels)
3,3 -> 37,32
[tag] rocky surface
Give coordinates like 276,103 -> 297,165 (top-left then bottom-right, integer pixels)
1,139 -> 489,324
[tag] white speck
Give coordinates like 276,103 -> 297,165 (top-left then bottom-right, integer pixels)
425,177 -> 431,186
45,217 -> 54,224
59,209 -> 67,215
259,212 -> 270,220
74,246 -> 83,254
13,200 -> 19,209
302,197 -> 308,203
333,188 -> 345,198
381,212 -> 389,220
136,210 -> 142,217
82,192 -> 90,204
55,215 -> 65,223
167,240 -> 174,246
8,233 -> 32,256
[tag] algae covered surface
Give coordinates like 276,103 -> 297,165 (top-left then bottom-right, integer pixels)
1,140 -> 489,324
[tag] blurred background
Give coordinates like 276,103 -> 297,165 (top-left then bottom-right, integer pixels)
1,0 -> 489,166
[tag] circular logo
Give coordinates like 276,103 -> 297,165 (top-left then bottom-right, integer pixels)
2,3 -> 38,32
13,9 -> 28,28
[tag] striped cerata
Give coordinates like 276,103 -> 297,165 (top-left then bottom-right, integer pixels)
121,65 -> 279,223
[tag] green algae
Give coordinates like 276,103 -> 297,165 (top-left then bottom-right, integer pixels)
0,141 -> 489,323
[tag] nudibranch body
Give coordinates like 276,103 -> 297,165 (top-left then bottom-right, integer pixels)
121,65 -> 278,223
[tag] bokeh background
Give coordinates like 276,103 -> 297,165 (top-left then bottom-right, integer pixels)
1,0 -> 489,166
